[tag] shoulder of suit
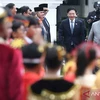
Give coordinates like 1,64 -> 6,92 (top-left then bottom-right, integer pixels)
93,20 -> 100,25
61,18 -> 68,23
89,10 -> 96,15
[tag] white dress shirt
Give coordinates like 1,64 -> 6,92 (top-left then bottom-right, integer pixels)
69,19 -> 75,29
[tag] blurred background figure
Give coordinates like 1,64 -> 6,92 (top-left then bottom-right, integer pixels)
88,18 -> 100,45
26,16 -> 40,44
34,6 -> 49,42
20,6 -> 31,16
39,3 -> 51,42
87,1 -> 100,31
5,3 -> 17,16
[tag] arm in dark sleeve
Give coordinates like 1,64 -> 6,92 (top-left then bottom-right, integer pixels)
8,49 -> 24,100
57,22 -> 64,46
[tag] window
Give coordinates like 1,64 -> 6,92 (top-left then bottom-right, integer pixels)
63,0 -> 80,5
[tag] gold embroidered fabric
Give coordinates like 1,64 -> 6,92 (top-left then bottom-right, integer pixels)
10,39 -> 25,49
28,85 -> 79,100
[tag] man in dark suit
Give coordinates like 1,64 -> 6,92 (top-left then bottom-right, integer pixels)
58,8 -> 85,52
39,3 -> 51,42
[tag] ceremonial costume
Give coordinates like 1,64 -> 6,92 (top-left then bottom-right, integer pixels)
28,44 -> 76,100
22,43 -> 45,100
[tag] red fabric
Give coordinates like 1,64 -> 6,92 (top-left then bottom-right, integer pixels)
0,44 -> 24,100
23,67 -> 45,100
64,73 -> 76,83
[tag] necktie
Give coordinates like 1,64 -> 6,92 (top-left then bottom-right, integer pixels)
71,20 -> 74,34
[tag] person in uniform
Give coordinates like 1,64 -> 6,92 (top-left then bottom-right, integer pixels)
39,3 -> 51,42
87,1 -> 100,31
28,44 -> 77,100
22,43 -> 45,100
0,7 -> 24,100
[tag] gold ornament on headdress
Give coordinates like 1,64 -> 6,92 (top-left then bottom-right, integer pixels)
38,45 -> 45,53
56,46 -> 66,61
0,8 -> 6,19
10,39 -> 25,49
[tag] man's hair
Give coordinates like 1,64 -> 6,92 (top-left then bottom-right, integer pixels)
27,16 -> 40,27
5,3 -> 15,9
45,46 -> 63,70
12,20 -> 24,32
20,6 -> 29,14
67,7 -> 77,13
22,43 -> 43,69
14,14 -> 28,21
4,7 -> 13,17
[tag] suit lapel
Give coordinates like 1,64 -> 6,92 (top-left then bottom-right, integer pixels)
73,19 -> 78,34
66,19 -> 71,34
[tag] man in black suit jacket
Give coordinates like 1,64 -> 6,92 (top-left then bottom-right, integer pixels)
58,8 -> 85,52
39,3 -> 51,42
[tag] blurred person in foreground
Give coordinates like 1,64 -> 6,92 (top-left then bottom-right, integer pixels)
63,53 -> 77,83
0,7 -> 24,100
73,42 -> 98,100
22,43 -> 45,100
28,44 -> 77,100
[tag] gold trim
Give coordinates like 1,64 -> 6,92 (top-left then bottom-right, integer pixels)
28,85 -> 80,100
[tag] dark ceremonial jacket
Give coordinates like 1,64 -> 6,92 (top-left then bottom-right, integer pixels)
28,78 -> 76,100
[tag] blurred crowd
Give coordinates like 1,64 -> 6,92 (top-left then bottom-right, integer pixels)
0,2 -> 100,100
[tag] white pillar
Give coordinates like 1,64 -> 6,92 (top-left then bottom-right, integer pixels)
46,8 -> 57,42
80,0 -> 85,17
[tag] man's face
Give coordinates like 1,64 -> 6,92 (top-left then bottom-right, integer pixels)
43,8 -> 49,16
27,25 -> 40,39
67,10 -> 77,20
3,21 -> 12,39
13,25 -> 25,39
11,6 -> 17,15
37,11 -> 45,19
24,9 -> 31,16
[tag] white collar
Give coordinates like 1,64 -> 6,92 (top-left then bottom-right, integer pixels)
24,36 -> 33,44
44,68 -> 61,78
74,74 -> 96,88
69,19 -> 75,23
